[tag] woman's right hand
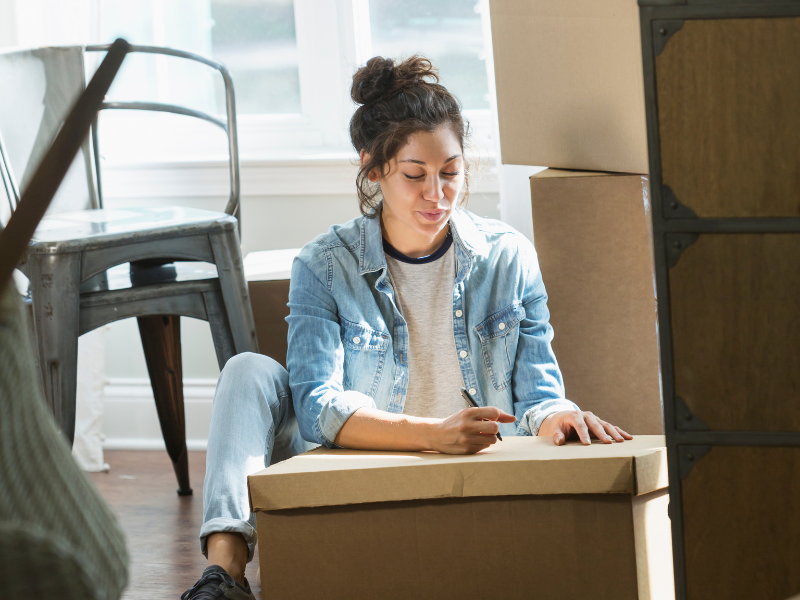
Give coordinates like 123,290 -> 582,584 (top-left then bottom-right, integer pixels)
334,406 -> 515,454
430,407 -> 516,454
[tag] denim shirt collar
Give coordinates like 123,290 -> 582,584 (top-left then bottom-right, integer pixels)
358,205 -> 488,282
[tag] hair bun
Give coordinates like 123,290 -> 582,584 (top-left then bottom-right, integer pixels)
351,55 -> 439,105
351,56 -> 395,104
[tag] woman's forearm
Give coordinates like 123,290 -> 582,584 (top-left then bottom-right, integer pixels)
334,405 -> 517,454
333,407 -> 439,451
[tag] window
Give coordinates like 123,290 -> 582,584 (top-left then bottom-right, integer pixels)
102,0 -> 301,115
368,0 -> 489,110
96,0 -> 495,163
210,0 -> 301,114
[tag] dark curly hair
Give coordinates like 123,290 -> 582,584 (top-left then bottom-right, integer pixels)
349,55 -> 471,218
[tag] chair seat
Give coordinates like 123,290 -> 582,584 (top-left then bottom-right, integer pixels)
29,206 -> 236,252
77,261 -> 224,337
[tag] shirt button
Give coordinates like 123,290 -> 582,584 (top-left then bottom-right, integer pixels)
468,388 -> 477,395
498,322 -> 506,330
455,310 -> 463,317
459,350 -> 468,358
353,336 -> 361,344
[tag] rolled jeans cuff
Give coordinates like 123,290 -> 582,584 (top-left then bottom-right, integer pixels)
199,517 -> 258,564
519,399 -> 581,437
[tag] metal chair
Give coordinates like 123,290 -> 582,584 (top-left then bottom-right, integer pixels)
0,44 -> 258,496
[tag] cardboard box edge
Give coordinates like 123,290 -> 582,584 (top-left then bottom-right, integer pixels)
249,452 -> 665,512
634,447 -> 669,496
531,168 -> 648,180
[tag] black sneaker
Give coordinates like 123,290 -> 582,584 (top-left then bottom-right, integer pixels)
181,565 -> 256,600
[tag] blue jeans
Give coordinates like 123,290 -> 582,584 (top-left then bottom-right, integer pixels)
199,352 -> 312,563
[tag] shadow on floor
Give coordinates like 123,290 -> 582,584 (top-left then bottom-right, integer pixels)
90,450 -> 261,600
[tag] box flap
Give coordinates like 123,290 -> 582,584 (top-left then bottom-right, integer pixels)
248,435 -> 666,512
532,169 -> 620,180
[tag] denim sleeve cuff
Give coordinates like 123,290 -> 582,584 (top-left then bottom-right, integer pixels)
517,398 -> 581,437
316,390 -> 377,448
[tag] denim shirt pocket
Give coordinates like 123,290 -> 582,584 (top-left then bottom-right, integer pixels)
474,303 -> 525,391
340,317 -> 390,397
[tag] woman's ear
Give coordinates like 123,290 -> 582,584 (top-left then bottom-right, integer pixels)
360,150 -> 380,183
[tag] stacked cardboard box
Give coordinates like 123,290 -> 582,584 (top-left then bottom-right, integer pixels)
530,170 -> 661,434
489,0 -> 648,173
243,248 -> 300,368
489,0 -> 661,434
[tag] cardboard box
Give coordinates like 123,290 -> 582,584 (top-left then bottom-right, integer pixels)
249,436 -> 674,600
489,0 -> 648,173
530,170 -> 662,434
243,249 -> 301,368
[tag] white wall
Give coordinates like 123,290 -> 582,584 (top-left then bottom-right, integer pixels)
0,0 -> 17,47
497,165 -> 548,243
0,0 -> 100,48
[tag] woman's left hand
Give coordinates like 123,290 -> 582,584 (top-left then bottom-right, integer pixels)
538,410 -> 633,446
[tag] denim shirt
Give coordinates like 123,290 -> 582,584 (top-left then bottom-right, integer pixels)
286,207 -> 580,448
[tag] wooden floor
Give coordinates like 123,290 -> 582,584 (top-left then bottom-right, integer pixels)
89,450 -> 261,600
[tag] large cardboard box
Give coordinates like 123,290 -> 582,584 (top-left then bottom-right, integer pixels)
530,170 -> 662,434
249,436 -> 674,600
243,249 -> 301,368
489,0 -> 648,173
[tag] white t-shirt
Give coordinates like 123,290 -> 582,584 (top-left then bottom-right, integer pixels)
384,233 -> 467,419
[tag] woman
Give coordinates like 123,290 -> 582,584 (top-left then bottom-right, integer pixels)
182,56 -> 632,600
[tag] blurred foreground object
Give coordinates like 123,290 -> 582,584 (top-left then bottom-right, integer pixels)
0,283 -> 129,598
0,39 -> 129,599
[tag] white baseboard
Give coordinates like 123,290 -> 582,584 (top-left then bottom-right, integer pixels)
102,377 -> 217,451
103,438 -> 209,451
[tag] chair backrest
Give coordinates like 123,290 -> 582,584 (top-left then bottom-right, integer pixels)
0,44 -> 241,229
85,44 -> 241,220
0,46 -> 99,227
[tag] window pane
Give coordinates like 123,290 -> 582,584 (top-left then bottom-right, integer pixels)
100,0 -> 301,115
368,0 -> 489,110
210,0 -> 300,114
100,2 -> 161,106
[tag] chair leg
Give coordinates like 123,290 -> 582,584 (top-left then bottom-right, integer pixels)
209,228 -> 259,355
21,295 -> 46,402
137,314 -> 192,496
29,253 -> 81,444
204,289 -> 236,371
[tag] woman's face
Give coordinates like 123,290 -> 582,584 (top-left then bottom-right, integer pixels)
364,124 -> 465,256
